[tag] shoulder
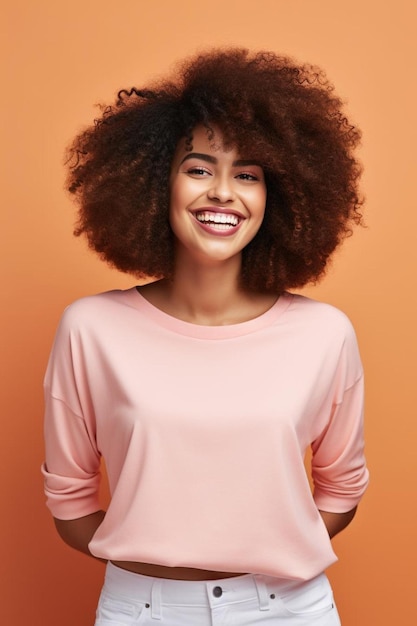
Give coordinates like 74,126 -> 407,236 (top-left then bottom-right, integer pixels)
54,288 -> 138,341
285,293 -> 357,339
284,294 -> 363,384
60,288 -> 135,322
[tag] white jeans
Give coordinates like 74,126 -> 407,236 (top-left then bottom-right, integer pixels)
94,562 -> 341,625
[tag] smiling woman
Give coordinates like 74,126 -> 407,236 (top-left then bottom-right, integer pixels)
43,48 -> 368,625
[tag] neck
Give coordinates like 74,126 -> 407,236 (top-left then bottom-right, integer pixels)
138,252 -> 278,326
167,254 -> 244,325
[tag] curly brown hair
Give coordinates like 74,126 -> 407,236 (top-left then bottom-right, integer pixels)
66,48 -> 363,293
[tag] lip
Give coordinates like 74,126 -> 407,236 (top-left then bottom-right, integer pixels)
190,207 -> 245,237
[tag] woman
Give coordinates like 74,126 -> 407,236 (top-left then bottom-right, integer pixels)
42,48 -> 369,625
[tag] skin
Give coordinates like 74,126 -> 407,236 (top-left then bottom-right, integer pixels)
54,126 -> 358,580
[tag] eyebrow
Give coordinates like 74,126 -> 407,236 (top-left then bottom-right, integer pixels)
179,153 -> 261,167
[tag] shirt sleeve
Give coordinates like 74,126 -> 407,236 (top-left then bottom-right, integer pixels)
42,307 -> 102,520
311,374 -> 369,513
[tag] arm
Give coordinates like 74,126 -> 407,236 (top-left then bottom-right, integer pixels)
312,372 -> 369,530
54,510 -> 106,560
319,506 -> 357,538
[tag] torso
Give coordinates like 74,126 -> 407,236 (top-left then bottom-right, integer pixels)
113,283 -> 274,581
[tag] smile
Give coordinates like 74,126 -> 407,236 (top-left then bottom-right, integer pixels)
194,211 -> 242,231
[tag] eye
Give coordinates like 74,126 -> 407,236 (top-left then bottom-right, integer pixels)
236,172 -> 260,181
185,166 -> 211,177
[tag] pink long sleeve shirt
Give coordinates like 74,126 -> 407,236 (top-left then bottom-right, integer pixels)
42,288 -> 369,580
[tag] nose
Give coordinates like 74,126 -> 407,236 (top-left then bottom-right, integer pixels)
207,174 -> 236,203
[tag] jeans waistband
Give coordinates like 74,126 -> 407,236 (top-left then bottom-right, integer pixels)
104,562 -> 322,618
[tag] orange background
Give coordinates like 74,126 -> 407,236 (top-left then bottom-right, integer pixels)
2,1 -> 416,624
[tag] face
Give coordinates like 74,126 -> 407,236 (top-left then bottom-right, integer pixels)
169,125 -> 267,266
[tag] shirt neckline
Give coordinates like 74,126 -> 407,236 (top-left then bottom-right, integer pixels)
125,287 -> 293,339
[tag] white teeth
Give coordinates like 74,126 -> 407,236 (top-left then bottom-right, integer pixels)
195,212 -> 240,227
207,222 -> 231,229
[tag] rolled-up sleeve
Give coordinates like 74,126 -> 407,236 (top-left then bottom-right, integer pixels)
312,374 -> 369,513
42,394 -> 101,519
42,307 -> 102,520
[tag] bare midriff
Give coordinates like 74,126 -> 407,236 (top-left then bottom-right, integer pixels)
111,560 -> 246,581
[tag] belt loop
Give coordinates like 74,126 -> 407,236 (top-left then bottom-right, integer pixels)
151,579 -> 162,620
254,575 -> 270,611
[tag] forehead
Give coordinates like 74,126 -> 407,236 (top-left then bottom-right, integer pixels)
174,125 -> 235,159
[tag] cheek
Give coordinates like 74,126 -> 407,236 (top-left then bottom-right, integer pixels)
251,187 -> 267,220
169,178 -> 194,213
168,181 -> 192,237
